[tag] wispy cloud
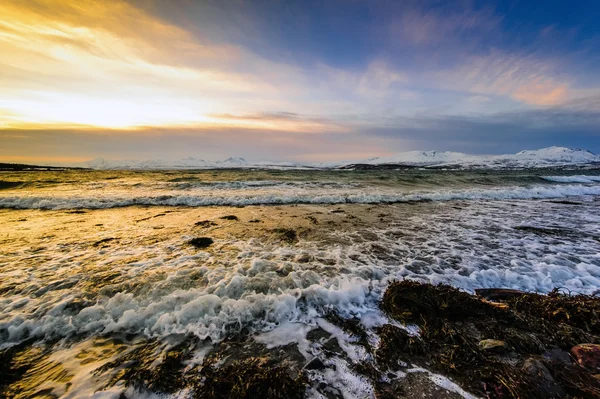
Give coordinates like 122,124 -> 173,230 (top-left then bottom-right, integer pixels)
0,0 -> 309,128
434,49 -> 572,106
390,5 -> 501,46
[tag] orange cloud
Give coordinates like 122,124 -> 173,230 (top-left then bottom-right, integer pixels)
513,82 -> 569,106
0,0 -> 304,130
437,49 -> 572,107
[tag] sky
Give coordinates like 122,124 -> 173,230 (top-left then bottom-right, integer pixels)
1,0 -> 600,164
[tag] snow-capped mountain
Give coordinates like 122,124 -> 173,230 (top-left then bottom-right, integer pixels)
82,157 -> 307,170
81,147 -> 599,170
342,147 -> 600,169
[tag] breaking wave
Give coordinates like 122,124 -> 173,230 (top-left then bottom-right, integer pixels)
541,175 -> 600,184
1,183 -> 600,209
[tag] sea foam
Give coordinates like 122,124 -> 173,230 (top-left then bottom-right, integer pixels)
1,183 -> 600,209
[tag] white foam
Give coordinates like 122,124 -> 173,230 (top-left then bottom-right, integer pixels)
308,357 -> 375,399
2,183 -> 600,209
541,175 -> 600,184
406,367 -> 480,399
254,321 -> 314,358
2,194 -> 600,397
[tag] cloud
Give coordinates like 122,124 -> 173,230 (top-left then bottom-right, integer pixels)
0,0 -> 315,129
204,112 -> 350,133
390,5 -> 501,46
3,94 -> 599,165
434,49 -> 572,106
360,95 -> 600,153
0,124 -> 387,163
2,0 -> 599,161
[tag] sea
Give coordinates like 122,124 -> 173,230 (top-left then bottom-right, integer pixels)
1,168 -> 600,398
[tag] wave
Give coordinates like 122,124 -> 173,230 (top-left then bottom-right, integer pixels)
171,180 -> 359,190
0,181 -> 23,190
541,175 -> 600,183
1,184 -> 600,209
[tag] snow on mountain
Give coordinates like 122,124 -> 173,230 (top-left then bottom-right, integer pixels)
343,147 -> 600,169
354,150 -> 481,166
82,147 -> 599,170
216,157 -> 248,167
82,157 -> 307,170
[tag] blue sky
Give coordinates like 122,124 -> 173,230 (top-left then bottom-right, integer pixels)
1,0 -> 599,163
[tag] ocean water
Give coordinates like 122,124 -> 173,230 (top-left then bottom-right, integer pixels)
1,168 -> 600,398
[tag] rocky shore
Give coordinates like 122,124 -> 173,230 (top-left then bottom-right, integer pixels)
3,280 -> 599,398
1,203 -> 599,398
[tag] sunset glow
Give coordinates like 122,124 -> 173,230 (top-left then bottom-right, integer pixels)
1,0 -> 599,163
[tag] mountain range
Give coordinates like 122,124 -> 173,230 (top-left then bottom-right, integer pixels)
79,147 -> 600,170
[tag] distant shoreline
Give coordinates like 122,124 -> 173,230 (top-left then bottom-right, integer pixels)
0,163 -> 90,171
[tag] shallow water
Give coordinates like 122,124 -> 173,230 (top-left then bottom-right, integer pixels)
1,169 -> 600,398
2,169 -> 600,209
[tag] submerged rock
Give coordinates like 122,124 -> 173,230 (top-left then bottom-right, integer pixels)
271,228 -> 298,244
195,220 -> 217,227
92,237 -> 116,247
189,237 -> 214,249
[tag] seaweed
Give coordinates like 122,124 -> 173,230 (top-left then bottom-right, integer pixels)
378,280 -> 600,398
504,288 -> 600,335
195,357 -> 307,399
375,324 -> 425,369
323,311 -> 371,350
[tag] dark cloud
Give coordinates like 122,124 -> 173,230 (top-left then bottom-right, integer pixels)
364,97 -> 600,153
0,125 -> 387,163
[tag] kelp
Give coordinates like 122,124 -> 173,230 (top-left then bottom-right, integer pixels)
504,288 -> 600,335
195,357 -> 307,399
379,280 -> 600,398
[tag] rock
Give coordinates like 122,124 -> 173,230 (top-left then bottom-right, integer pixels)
189,237 -> 213,249
571,344 -> 600,372
295,254 -> 312,263
93,237 -> 115,247
521,358 -> 566,398
272,228 -> 298,244
194,220 -> 216,227
475,288 -> 526,301
306,327 -> 331,342
322,338 -> 344,355
304,357 -> 326,370
220,215 -> 239,221
478,339 -> 508,352
543,348 -> 572,365
383,371 -> 465,399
